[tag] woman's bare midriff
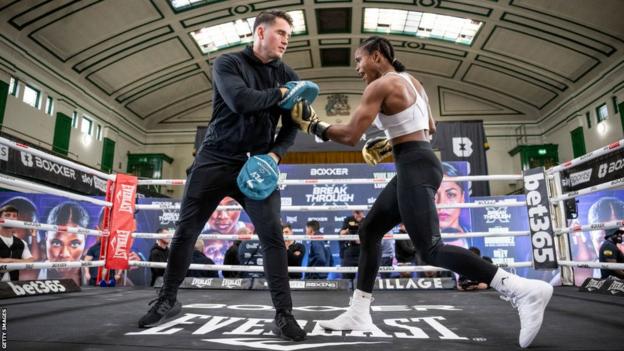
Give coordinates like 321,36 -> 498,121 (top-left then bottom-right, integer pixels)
390,129 -> 430,145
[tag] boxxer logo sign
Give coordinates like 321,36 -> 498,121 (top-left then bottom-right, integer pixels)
452,137 -> 473,157
20,152 -> 33,167
126,304 -> 489,350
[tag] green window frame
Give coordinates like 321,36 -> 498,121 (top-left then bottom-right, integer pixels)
596,103 -> 608,123
8,77 -> 18,96
45,96 -> 54,115
23,84 -> 40,108
81,116 -> 93,135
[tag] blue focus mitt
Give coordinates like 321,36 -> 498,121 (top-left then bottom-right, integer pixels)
278,80 -> 320,110
237,154 -> 280,200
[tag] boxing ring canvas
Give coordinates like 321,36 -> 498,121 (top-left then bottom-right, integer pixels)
3,287 -> 622,350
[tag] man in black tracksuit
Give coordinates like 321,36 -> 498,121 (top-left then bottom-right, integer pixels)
139,11 -> 306,341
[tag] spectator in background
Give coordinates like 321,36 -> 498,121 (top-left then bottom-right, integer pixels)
340,210 -> 364,280
1,197 -> 41,280
380,233 -> 395,278
83,236 -> 119,286
457,247 -> 492,291
223,226 -> 252,278
187,239 -> 218,278
221,227 -> 246,278
307,220 -> 332,279
283,224 -> 305,279
0,205 -> 34,281
395,223 -> 416,278
238,238 -> 264,278
149,228 -> 171,286
222,240 -> 242,278
41,201 -> 88,286
599,228 -> 624,279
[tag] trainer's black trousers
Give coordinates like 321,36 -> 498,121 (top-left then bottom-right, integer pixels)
356,141 -> 498,293
160,151 -> 292,312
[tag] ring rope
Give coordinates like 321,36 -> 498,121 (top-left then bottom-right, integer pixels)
137,174 -> 524,186
131,231 -> 531,241
135,200 -> 527,212
558,260 -> 624,270
0,173 -> 112,207
555,219 -> 624,235
129,261 -> 533,273
0,218 -> 107,236
549,177 -> 624,202
546,139 -> 624,174
0,260 -> 105,270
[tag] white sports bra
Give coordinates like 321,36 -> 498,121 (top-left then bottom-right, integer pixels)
373,72 -> 429,139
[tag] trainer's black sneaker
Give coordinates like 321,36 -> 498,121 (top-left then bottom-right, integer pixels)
138,296 -> 182,328
272,311 -> 307,341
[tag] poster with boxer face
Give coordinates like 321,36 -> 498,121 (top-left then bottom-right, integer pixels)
568,189 -> 624,286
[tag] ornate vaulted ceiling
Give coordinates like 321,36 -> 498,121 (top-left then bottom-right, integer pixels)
0,0 -> 622,134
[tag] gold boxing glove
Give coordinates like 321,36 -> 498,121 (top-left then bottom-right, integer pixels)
291,99 -> 330,141
362,137 -> 393,166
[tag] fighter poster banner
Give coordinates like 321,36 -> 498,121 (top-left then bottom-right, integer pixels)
567,189 -> 624,286
470,195 -> 558,282
0,143 -> 107,196
431,121 -> 490,196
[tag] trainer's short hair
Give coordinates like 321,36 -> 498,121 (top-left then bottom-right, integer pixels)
253,10 -> 293,33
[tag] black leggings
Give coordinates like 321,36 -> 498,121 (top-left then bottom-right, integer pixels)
356,141 -> 498,293
160,151 -> 292,312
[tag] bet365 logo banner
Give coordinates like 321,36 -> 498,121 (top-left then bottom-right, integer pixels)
523,167 -> 558,269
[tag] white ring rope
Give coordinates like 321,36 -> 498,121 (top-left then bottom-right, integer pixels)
0,218 -> 107,236
558,260 -> 624,270
129,261 -> 533,272
550,177 -> 624,202
546,139 -> 624,174
132,231 -> 531,241
0,260 -> 105,270
0,173 -> 112,207
135,200 -> 526,211
137,174 -> 523,186
555,219 -> 624,235
0,137 -> 115,181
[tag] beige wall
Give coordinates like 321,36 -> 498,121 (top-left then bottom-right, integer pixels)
2,43 -> 622,201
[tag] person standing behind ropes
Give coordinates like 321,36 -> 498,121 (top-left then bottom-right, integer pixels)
0,205 -> 34,281
339,210 -> 364,280
287,36 -> 553,348
149,228 -> 171,286
306,220 -> 332,279
283,224 -> 306,279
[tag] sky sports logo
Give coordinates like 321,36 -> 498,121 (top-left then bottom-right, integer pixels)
568,168 -> 592,187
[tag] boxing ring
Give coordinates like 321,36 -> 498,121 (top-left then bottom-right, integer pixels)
4,287 -> 623,350
0,136 -> 623,350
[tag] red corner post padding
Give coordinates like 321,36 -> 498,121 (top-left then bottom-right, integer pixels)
105,173 -> 138,270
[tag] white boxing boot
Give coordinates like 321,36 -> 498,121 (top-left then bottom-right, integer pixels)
491,268 -> 554,348
319,289 -> 376,331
